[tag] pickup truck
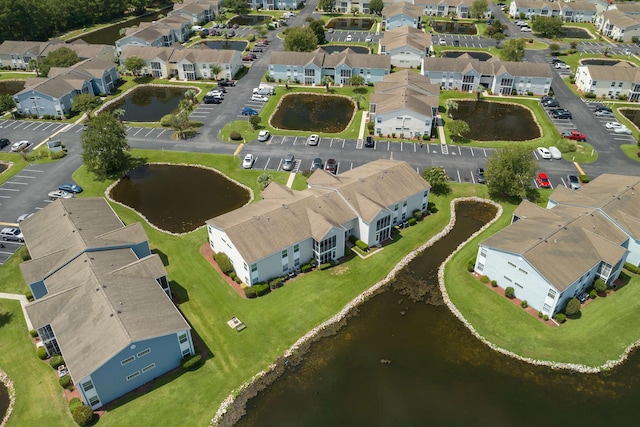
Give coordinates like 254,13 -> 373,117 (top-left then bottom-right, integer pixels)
562,131 -> 586,141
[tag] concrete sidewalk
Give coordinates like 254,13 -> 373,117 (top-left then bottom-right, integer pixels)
0,292 -> 33,330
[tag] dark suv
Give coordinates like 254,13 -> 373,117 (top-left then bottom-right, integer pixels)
552,109 -> 572,119
365,136 -> 374,148
594,104 -> 612,113
0,138 -> 9,149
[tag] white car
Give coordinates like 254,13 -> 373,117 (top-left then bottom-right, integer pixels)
614,125 -> 632,134
242,153 -> 255,169
17,213 -> 35,223
258,130 -> 270,141
439,38 -> 446,46
554,62 -> 569,69
365,35 -> 372,43
10,140 -> 29,152
520,26 -> 532,32
346,34 -> 352,42
48,190 -> 74,200
537,147 -> 551,159
251,94 -> 269,102
515,20 -> 527,26
307,134 -> 320,146
595,110 -> 614,118
605,122 -> 624,130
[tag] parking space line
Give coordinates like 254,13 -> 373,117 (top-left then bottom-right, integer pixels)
5,181 -> 28,185
145,129 -> 155,137
263,158 -> 271,170
342,139 -> 345,148
0,188 -> 19,192
400,141 -> 403,152
387,141 -> 390,151
157,129 -> 167,138
457,146 -> 462,155
133,128 -> 143,136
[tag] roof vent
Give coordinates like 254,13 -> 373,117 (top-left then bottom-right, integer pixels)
554,239 -> 557,243
117,310 -> 122,314
110,313 -> 114,317
282,204 -> 288,209
96,288 -> 99,291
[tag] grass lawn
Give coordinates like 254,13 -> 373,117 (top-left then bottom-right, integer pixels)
620,143 -> 640,162
0,153 -> 62,186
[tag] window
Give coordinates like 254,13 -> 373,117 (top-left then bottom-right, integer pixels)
476,263 -> 484,271
294,244 -> 299,253
182,348 -> 191,356
611,82 -> 616,87
126,371 -> 140,381
142,363 -> 156,373
503,276 -> 512,282
547,289 -> 557,299
244,262 -> 248,271
619,82 -> 623,87
507,261 -> 516,268
282,250 -> 287,258
137,348 -> 151,358
88,396 -> 100,406
121,356 -> 135,366
394,204 -> 399,211
179,333 -> 188,344
251,263 -> 257,272
480,248 -> 487,258
518,268 -> 528,274
543,303 -> 552,312
82,381 -> 94,392
423,190 -> 428,197
515,282 -> 523,289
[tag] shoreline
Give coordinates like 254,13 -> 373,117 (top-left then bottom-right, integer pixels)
0,369 -> 16,427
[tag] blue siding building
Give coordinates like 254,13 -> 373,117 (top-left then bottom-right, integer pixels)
22,198 -> 193,410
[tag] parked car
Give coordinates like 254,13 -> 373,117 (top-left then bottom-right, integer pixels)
536,172 -> 551,188
439,38 -> 446,46
554,62 -> 569,69
218,80 -> 235,87
282,154 -> 295,171
327,27 -> 334,33
515,20 -> 527,26
311,157 -> 323,171
520,26 -> 532,32
241,107 -> 258,116
10,140 -> 29,152
578,292 -> 589,303
549,146 -> 562,160
365,35 -> 372,43
365,135 -> 374,148
566,174 -> 581,190
540,95 -> 553,104
232,23 -> 239,29
1,227 -> 24,242
543,99 -> 559,108
594,104 -> 612,113
552,109 -> 572,119
251,94 -> 269,102
242,55 -> 255,61
58,183 -> 83,193
561,131 -> 586,141
453,39 -> 460,46
346,34 -> 352,42
251,47 -> 263,53
536,147 -> 551,159
307,134 -> 320,146
476,167 -> 485,184
594,110 -> 614,118
605,121 -> 624,129
242,153 -> 255,169
203,96 -> 222,104
0,138 -> 9,149
48,190 -> 74,200
624,48 -> 631,55
325,158 -> 337,174
258,130 -> 270,141
614,125 -> 632,134
17,213 -> 34,223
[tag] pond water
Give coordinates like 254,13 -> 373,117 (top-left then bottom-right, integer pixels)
580,59 -> 634,67
235,201 -> 640,427
228,15 -> 272,26
205,40 -> 248,52
105,86 -> 187,122
0,162 -> 8,174
0,80 -> 25,95
0,381 -> 8,425
619,108 -> 640,130
69,9 -> 169,45
109,164 -> 250,234
441,51 -> 493,61
270,94 -> 355,133
451,100 -> 540,141
320,45 -> 370,54
432,21 -> 477,35
558,27 -> 592,39
325,18 -> 375,31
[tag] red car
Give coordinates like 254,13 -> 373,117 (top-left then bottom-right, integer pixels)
242,55 -> 254,61
536,172 -> 551,188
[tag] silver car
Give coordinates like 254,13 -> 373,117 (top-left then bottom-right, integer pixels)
566,174 -> 581,190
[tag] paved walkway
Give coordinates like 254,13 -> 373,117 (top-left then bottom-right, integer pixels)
0,292 -> 33,330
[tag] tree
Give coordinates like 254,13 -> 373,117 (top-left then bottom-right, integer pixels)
170,112 -> 191,140
179,99 -> 194,114
123,56 -> 146,76
594,278 -> 607,294
485,145 -> 538,198
70,94 -> 101,118
447,119 -> 470,140
255,24 -> 268,39
531,16 -> 563,39
369,0 -> 384,15
321,75 -> 333,92
184,89 -> 197,104
317,0 -> 335,12
308,19 -> 327,45
475,85 -> 485,101
493,32 -> 506,48
565,298 -> 581,317
81,112 -> 130,179
548,43 -> 560,56
0,95 -> 16,114
349,74 -> 365,86
284,26 -> 318,52
39,47 -> 80,77
500,38 -> 526,62
225,0 -> 249,15
258,172 -> 273,189
352,93 -> 365,110
112,108 -> 126,122
470,0 -> 489,19
210,64 -> 223,80
350,6 -> 359,16
421,167 -> 451,195
249,115 -> 262,130
445,99 -> 458,118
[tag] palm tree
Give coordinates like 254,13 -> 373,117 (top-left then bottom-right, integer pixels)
170,112 -> 190,139
184,89 -> 197,104
352,93 -> 365,110
321,76 -> 333,92
445,99 -> 459,118
112,108 -> 126,122
210,64 -> 223,80
475,85 -> 485,101
179,99 -> 194,114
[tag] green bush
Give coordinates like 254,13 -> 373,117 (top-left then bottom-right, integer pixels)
229,131 -> 243,140
301,264 -> 312,273
234,276 -> 242,284
466,257 -> 476,272
181,354 -> 202,370
556,138 -> 577,153
505,287 -> 515,298
543,314 -> 549,321
579,174 -> 590,183
269,278 -> 284,289
319,262 -> 332,270
72,405 -> 94,426
229,272 -> 237,280
49,354 -> 65,369
247,34 -> 255,42
36,347 -> 47,360
413,209 -> 422,220
213,252 -> 234,275
585,92 -> 597,99
253,283 -> 271,296
589,289 -> 597,299
554,313 -> 566,323
538,311 -> 543,318
422,134 -> 430,140
407,217 -> 417,226
565,298 -> 581,316
624,262 -> 640,274
594,278 -> 607,293
29,329 -> 39,337
348,235 -> 357,244
160,114 -> 173,127
59,374 -> 72,389
479,275 -> 490,284
521,300 -> 528,308
69,397 -> 83,414
355,240 -> 369,251
490,280 -> 497,287
244,287 -> 257,298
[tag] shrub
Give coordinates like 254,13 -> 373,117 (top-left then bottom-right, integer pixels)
30,329 -> 38,337
543,314 -> 549,321
229,272 -> 237,280
213,252 -> 234,275
355,240 -> 369,251
589,289 -> 597,299
234,276 -> 242,284
36,347 -> 47,360
59,374 -> 72,389
466,257 -> 476,272
366,121 -> 374,132
579,174 -> 589,183
253,283 -> 271,296
160,114 -> 173,127
407,217 -> 417,226
244,287 -> 257,298
72,405 -> 94,426
422,134 -> 430,141
319,262 -> 332,270
565,298 -> 581,317
479,275 -> 490,284
491,280 -> 497,287
69,397 -> 83,414
585,92 -> 597,99
505,287 -> 515,298
181,354 -> 202,370
301,264 -> 312,273
269,278 -> 284,289
229,131 -> 243,140
624,262 -> 640,274
247,33 -> 255,42
49,354 -> 65,369
554,313 -> 566,323
521,300 -> 528,308
538,311 -> 543,318
348,235 -> 358,244
594,278 -> 607,293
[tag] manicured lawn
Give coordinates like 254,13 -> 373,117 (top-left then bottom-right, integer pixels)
620,143 -> 640,162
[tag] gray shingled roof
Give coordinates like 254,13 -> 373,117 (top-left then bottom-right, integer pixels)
270,50 -> 390,69
423,56 -> 552,78
382,2 -> 424,18
578,63 -> 640,82
380,26 -> 432,52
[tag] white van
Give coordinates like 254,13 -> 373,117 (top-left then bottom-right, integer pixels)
191,25 -> 203,32
548,146 -> 562,160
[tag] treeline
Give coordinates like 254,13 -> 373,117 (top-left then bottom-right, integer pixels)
0,0 -> 160,42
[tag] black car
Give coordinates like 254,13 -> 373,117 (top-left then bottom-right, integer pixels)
540,95 -> 553,104
453,40 -> 460,47
543,99 -> 559,108
365,135 -> 374,148
476,168 -> 486,184
0,138 -> 9,149
594,104 -> 612,113
203,96 -> 221,104
218,80 -> 235,87
553,110 -> 572,119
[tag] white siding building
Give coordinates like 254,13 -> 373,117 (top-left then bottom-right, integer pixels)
574,63 -> 640,101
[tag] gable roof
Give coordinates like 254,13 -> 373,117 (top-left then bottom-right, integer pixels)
578,63 -> 640,82
382,2 -> 424,18
380,26 -> 432,52
270,50 -> 390,69
423,56 -> 552,78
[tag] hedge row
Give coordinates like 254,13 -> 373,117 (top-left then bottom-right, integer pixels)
181,354 -> 202,370
625,262 -> 640,274
355,240 -> 368,251
213,252 -> 234,275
